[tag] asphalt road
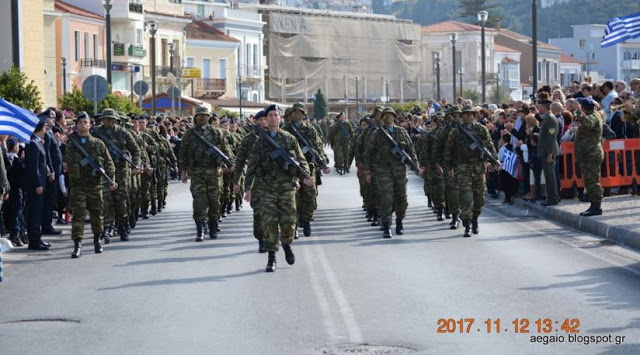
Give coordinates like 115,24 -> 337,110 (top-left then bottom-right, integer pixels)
3,157 -> 640,354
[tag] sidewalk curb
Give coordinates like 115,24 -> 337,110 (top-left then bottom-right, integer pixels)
513,198 -> 640,250
0,237 -> 12,252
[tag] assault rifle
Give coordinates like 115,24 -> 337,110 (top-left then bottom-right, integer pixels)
256,127 -> 312,180
288,124 -> 328,169
454,122 -> 500,166
192,129 -> 233,168
337,121 -> 351,139
91,128 -> 141,171
359,114 -> 419,172
68,134 -> 115,185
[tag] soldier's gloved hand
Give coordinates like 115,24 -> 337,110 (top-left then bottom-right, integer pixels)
109,182 -> 118,191
322,167 -> 331,174
303,177 -> 314,187
233,184 -> 240,193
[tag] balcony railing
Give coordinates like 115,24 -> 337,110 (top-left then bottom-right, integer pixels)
197,78 -> 226,92
129,2 -> 143,13
80,59 -> 106,68
623,59 -> 640,70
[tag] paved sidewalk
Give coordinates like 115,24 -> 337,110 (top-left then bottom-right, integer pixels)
512,194 -> 640,249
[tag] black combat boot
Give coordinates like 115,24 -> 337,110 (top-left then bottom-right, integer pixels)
135,207 -> 140,222
437,207 -> 444,221
157,200 -> 163,213
282,243 -> 295,265
94,235 -> 103,254
129,214 -> 137,229
141,208 -> 149,219
71,240 -> 82,258
209,220 -> 218,239
257,237 -> 266,253
450,213 -> 461,230
118,223 -> 129,241
462,220 -> 471,238
371,209 -> 380,226
266,251 -> 277,272
196,222 -> 204,242
366,209 -> 373,222
226,202 -> 232,215
427,199 -> 433,208
125,219 -> 132,234
150,202 -> 157,216
580,202 -> 602,217
163,200 -> 167,209
10,233 -> 23,247
444,207 -> 451,219
382,222 -> 392,238
472,215 -> 480,234
220,205 -> 227,218
235,197 -> 241,211
395,218 -> 404,235
302,220 -> 311,237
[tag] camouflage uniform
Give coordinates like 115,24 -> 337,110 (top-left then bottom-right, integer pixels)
246,128 -> 310,253
233,122 -> 264,243
65,132 -> 114,244
155,134 -> 177,211
93,109 -> 141,240
575,108 -> 604,206
434,108 -> 461,221
128,121 -> 149,225
356,107 -> 384,225
328,116 -> 354,173
364,108 -> 418,237
416,119 -> 438,206
179,107 -> 231,237
444,106 -> 498,236
140,126 -> 158,217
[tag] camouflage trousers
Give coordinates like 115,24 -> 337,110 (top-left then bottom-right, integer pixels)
376,169 -> 408,225
140,172 -> 153,212
71,183 -> 103,241
103,166 -> 131,225
156,165 -> 167,206
578,157 -> 603,204
432,171 -> 446,208
423,167 -> 434,199
190,168 -> 222,223
221,171 -> 232,209
129,173 -> 141,216
297,171 -> 317,222
260,188 -> 297,252
250,187 -> 264,240
455,166 -> 486,220
333,142 -> 351,169
445,174 -> 460,214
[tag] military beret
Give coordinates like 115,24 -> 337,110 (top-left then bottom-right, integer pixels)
220,117 -> 229,124
577,97 -> 596,108
265,104 -> 281,115
254,110 -> 265,120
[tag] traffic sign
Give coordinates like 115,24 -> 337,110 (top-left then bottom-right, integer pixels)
133,80 -> 149,96
182,67 -> 202,79
81,75 -> 109,115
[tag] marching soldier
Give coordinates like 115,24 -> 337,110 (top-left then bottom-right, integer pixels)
155,126 -> 178,212
363,108 -> 421,238
328,112 -> 354,174
444,106 -> 500,238
356,106 -> 383,226
179,106 -> 232,241
245,104 -> 313,272
283,102 -> 330,237
417,112 -> 442,212
233,110 -> 267,253
93,108 -> 141,242
138,117 -> 158,220
434,106 -> 461,227
575,97 -> 604,216
65,112 -> 117,258
128,115 -> 152,226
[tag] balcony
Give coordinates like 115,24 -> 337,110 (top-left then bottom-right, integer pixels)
80,59 -> 106,68
243,65 -> 263,79
198,78 -> 226,92
622,59 -> 640,70
501,78 -> 520,90
129,2 -> 143,13
156,66 -> 182,77
110,0 -> 144,21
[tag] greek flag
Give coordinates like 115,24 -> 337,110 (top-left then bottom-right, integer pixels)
502,149 -> 520,178
601,12 -> 640,48
0,98 -> 39,142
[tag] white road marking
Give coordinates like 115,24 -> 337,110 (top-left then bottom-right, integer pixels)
301,245 -> 338,342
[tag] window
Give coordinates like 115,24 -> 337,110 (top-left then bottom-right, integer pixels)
186,57 -> 194,68
93,34 -> 98,60
545,61 -> 550,85
136,29 -> 143,45
197,4 -> 204,18
253,44 -> 259,71
579,39 -> 586,48
202,58 -> 211,78
553,62 -> 558,82
219,59 -> 226,79
161,38 -> 168,66
84,32 -> 90,59
537,61 -> 541,81
74,31 -> 80,61
246,43 -> 251,76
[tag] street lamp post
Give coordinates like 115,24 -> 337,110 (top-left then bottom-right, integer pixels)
385,79 -> 390,104
435,52 -> 441,101
496,65 -> 501,103
168,42 -> 175,74
478,10 -> 488,104
532,0 -> 538,94
61,57 -> 67,94
102,0 -> 113,86
355,76 -> 359,111
458,68 -> 464,97
450,32 -> 458,102
128,64 -> 134,103
147,20 -> 158,116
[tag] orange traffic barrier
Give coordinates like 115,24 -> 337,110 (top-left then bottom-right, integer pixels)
559,139 -> 640,193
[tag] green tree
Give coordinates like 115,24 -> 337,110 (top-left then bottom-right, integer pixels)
458,0 -> 503,26
489,85 -> 513,106
58,85 -> 93,113
391,101 -> 425,113
216,109 -> 238,119
98,91 -> 143,115
313,89 -> 328,120
0,65 -> 42,110
460,89 -> 481,105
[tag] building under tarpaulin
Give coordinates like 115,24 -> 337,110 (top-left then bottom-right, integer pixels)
242,4 -> 423,103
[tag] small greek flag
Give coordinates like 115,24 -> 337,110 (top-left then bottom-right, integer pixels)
0,98 -> 39,142
601,12 -> 640,48
502,149 -> 520,178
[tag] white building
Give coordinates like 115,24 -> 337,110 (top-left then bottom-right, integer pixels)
183,0 -> 266,102
559,54 -> 583,87
549,24 -> 640,83
494,44 -> 522,101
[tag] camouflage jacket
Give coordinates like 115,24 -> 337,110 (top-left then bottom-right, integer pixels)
283,121 -> 328,167
416,125 -> 438,168
431,122 -> 453,166
364,125 -> 417,173
179,124 -> 231,172
65,132 -> 115,186
328,121 -> 354,146
245,129 -> 310,193
232,129 -> 260,187
444,121 -> 497,172
574,112 -> 603,160
92,125 -> 141,168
